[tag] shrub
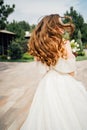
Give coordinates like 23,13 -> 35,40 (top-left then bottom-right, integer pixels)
77,51 -> 85,56
0,45 -> 2,55
9,42 -> 23,59
22,52 -> 34,60
0,55 -> 7,59
15,38 -> 28,53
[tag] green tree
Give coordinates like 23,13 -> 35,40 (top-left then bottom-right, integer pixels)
64,7 -> 84,41
18,21 -> 31,31
6,20 -> 32,53
0,0 -> 15,29
81,23 -> 87,44
77,30 -> 83,51
6,20 -> 25,39
6,20 -> 32,39
6,20 -> 36,55
30,24 -> 36,32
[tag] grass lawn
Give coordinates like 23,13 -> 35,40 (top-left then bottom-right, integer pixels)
0,58 -> 34,62
76,56 -> 87,61
0,53 -> 34,62
0,54 -> 87,62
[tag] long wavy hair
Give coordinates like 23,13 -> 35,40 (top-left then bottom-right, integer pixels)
28,14 -> 75,66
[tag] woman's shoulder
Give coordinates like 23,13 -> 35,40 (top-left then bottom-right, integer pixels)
54,57 -> 76,73
34,55 -> 76,74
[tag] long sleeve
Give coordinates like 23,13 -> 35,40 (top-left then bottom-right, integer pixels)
54,57 -> 76,74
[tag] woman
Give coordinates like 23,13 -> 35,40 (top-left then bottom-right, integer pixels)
21,14 -> 87,130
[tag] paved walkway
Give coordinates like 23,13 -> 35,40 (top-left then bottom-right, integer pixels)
0,60 -> 87,130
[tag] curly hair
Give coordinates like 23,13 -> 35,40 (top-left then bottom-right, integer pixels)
28,14 -> 75,66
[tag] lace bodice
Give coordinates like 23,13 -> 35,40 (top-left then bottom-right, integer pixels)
54,57 -> 76,73
35,56 -> 76,74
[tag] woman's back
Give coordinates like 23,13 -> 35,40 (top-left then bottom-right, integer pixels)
20,14 -> 87,130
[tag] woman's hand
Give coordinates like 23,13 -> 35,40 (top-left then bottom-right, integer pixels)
68,71 -> 75,76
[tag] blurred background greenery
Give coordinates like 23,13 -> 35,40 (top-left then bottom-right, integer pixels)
0,0 -> 87,62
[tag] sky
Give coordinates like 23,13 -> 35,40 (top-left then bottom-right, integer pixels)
4,0 -> 87,25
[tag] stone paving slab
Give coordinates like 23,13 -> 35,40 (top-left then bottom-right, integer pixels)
0,60 -> 87,130
75,60 -> 87,89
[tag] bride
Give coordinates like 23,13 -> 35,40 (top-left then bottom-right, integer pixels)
20,14 -> 87,130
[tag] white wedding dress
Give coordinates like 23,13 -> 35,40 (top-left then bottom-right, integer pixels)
21,57 -> 87,130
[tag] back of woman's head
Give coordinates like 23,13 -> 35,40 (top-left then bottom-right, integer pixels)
28,14 -> 75,66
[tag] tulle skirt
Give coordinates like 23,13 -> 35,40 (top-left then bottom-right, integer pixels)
21,70 -> 87,130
